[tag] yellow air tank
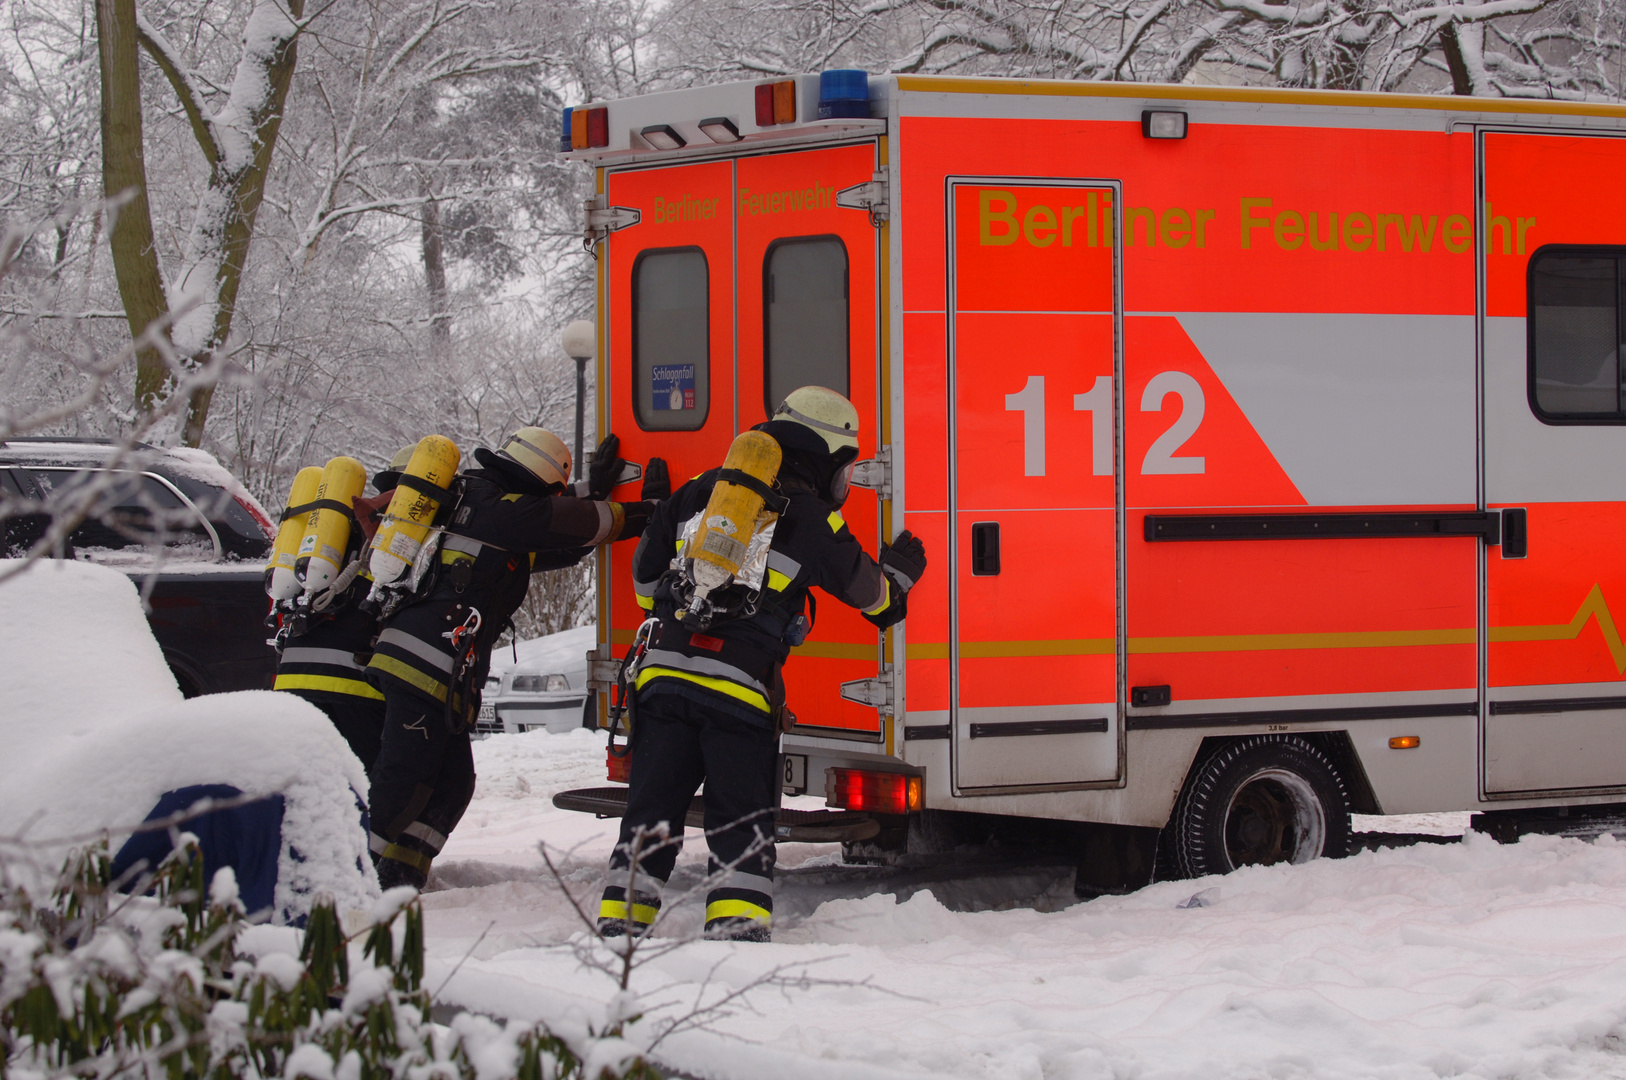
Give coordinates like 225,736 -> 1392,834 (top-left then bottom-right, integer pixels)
265,466 -> 323,600
690,430 -> 783,604
368,434 -> 460,585
296,455 -> 367,592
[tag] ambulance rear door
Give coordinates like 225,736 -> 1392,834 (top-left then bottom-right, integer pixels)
946,179 -> 1124,792
600,160 -> 736,674
1482,129 -> 1626,796
735,142 -> 884,737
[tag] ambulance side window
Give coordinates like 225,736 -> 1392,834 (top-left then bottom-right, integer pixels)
764,236 -> 849,414
1529,248 -> 1625,422
633,246 -> 709,431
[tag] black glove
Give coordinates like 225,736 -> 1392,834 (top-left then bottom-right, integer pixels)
585,434 -> 622,500
879,529 -> 927,592
641,456 -> 671,502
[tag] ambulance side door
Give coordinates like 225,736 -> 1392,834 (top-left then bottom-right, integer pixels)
735,143 -> 884,736
1482,130 -> 1626,796
947,179 -> 1123,791
601,161 -> 736,678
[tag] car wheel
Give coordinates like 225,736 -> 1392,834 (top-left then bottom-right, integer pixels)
1171,735 -> 1351,878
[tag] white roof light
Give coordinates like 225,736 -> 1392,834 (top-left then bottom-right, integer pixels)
641,124 -> 686,150
697,116 -> 741,143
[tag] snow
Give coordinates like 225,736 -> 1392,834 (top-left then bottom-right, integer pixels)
410,729 -> 1626,1080
12,594 -> 1626,1075
0,559 -> 376,922
0,557 -> 184,726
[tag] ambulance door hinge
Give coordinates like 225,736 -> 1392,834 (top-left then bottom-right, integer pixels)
584,195 -> 642,253
849,445 -> 891,501
586,647 -> 622,692
840,670 -> 893,712
836,172 -> 889,227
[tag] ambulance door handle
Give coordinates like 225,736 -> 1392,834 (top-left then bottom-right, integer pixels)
971,522 -> 1001,576
1501,508 -> 1528,559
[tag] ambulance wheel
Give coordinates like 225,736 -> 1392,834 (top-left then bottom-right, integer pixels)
1171,735 -> 1351,878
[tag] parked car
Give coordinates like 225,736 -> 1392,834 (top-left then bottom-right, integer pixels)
0,438 -> 279,696
477,625 -> 595,736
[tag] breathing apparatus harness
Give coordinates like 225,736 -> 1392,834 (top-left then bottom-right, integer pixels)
666,466 -> 790,632
357,472 -> 463,620
605,462 -> 809,765
266,494 -> 364,648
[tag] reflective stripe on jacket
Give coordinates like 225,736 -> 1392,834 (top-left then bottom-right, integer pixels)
274,582 -> 384,703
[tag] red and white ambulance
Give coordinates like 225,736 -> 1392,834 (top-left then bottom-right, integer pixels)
558,70 -> 1626,882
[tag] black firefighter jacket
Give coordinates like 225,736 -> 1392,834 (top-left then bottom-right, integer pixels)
366,469 -> 648,717
632,470 -> 907,726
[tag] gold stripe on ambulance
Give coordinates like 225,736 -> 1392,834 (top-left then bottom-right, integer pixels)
908,629 -> 1476,658
1487,583 -> 1626,674
907,586 -> 1626,666
894,75 -> 1626,122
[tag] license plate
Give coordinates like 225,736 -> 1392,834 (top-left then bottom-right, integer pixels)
477,702 -> 497,725
782,753 -> 807,795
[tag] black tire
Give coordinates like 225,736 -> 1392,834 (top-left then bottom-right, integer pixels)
1171,735 -> 1351,878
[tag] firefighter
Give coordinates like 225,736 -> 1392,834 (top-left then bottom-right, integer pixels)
271,446 -> 413,777
365,429 -> 655,889
598,386 -> 927,943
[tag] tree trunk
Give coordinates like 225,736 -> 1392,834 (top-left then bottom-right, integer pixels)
420,177 -> 451,355
1439,23 -> 1474,96
95,0 -> 172,413
178,0 -> 305,447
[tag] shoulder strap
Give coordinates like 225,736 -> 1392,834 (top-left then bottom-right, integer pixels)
394,472 -> 457,504
280,498 -> 357,523
716,468 -> 790,515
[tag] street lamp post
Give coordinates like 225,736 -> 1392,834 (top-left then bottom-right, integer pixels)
560,320 -> 596,481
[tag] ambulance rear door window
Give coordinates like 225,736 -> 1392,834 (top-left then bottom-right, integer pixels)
764,236 -> 848,414
633,246 -> 708,431
1529,248 -> 1626,422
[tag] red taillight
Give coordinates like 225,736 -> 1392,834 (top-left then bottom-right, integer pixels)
825,768 -> 922,815
754,83 -> 775,127
607,746 -> 631,783
237,493 -> 275,541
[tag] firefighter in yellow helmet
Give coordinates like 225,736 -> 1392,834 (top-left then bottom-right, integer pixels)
598,387 -> 927,942
365,429 -> 662,889
271,445 -> 414,777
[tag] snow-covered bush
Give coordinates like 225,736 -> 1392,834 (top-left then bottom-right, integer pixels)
0,838 -> 659,1080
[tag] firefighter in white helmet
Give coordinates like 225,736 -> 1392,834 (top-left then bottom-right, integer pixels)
598,386 -> 927,942
365,429 -> 662,889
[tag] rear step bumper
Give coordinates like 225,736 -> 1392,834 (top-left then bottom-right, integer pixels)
552,786 -> 882,844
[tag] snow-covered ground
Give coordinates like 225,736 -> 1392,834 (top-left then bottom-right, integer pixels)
425,730 -> 1626,1080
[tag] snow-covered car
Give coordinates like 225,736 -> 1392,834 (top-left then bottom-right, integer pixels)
479,625 -> 595,736
0,438 -> 279,695
0,558 -> 377,924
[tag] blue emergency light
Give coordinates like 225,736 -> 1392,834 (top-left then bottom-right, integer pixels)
559,107 -> 573,152
818,70 -> 870,120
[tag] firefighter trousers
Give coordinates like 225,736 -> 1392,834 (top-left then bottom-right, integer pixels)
599,690 -> 780,941
369,692 -> 475,889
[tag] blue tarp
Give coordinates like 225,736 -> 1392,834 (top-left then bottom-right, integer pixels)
111,784 -> 285,918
